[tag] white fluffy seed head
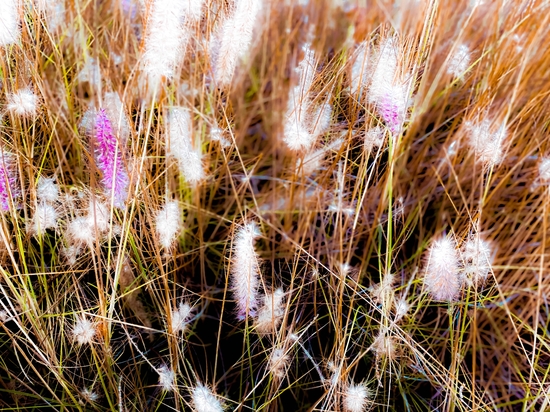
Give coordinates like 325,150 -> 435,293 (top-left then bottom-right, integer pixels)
87,201 -> 110,233
231,221 -> 261,320
462,235 -> 493,284
103,92 -> 131,144
351,41 -> 369,97
167,107 -> 204,185
447,44 -> 471,78
73,316 -> 96,345
268,347 -> 289,379
170,301 -> 192,334
424,236 -> 463,301
0,0 -> 20,46
343,382 -> 372,412
34,0 -> 65,32
210,0 -> 263,86
157,365 -> 175,392
364,126 -> 385,152
7,89 -> 38,117
155,200 -> 182,249
142,0 -> 189,86
30,202 -> 58,235
191,383 -> 223,412
255,288 -> 285,335
393,296 -> 410,322
67,216 -> 95,246
464,118 -> 507,167
37,177 -> 59,203
539,157 -> 550,183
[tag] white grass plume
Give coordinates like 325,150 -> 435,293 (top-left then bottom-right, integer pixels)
343,382 -> 372,412
447,44 -> 471,78
255,288 -> 285,335
73,316 -> 96,345
462,234 -> 493,284
167,107 -> 204,185
30,202 -> 57,236
7,88 -> 38,117
37,176 -> 59,203
142,0 -> 189,86
155,200 -> 182,249
464,117 -> 507,167
157,365 -> 175,392
350,41 -> 369,97
424,236 -> 463,301
0,0 -> 20,46
170,301 -> 192,334
210,0 -> 263,86
104,92 -> 131,144
231,221 -> 261,320
191,383 -> 223,412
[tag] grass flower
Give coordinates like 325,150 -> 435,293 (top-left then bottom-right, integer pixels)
7,88 -> 38,117
464,117 -> 507,167
36,177 -> 59,203
170,301 -> 193,334
268,347 -> 289,379
73,316 -> 96,345
157,365 -> 176,392
210,0 -> 263,86
93,108 -> 129,208
462,234 -> 493,284
447,44 -> 471,78
0,150 -> 20,212
191,383 -> 223,412
231,222 -> 261,320
167,107 -> 204,185
424,236 -> 463,301
343,382 -> 372,412
0,0 -> 20,46
255,288 -> 285,335
155,200 -> 182,249
30,202 -> 57,235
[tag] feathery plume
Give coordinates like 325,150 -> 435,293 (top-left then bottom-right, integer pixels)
155,200 -> 182,249
464,117 -> 507,167
368,37 -> 411,134
191,383 -> 223,412
182,0 -> 205,22
393,296 -> 410,322
142,0 -> 188,86
423,236 -> 463,301
157,365 -> 176,392
0,149 -> 20,212
268,347 -> 289,379
283,43 -> 318,151
255,288 -> 285,335
363,126 -> 385,152
93,109 -> 129,208
34,0 -> 65,32
73,316 -> 96,345
231,222 -> 261,320
6,88 -> 38,117
167,107 -> 204,185
462,234 -> 493,284
37,177 -> 59,203
539,157 -> 550,184
343,382 -> 372,412
30,203 -> 57,235
170,301 -> 193,334
447,44 -> 471,78
350,41 -> 369,97
210,0 -> 263,86
0,0 -> 20,46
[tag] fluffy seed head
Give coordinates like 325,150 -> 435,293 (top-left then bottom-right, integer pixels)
462,234 -> 493,284
364,126 -> 385,152
0,0 -> 20,46
351,41 -> 369,97
231,222 -> 261,320
268,347 -> 289,379
103,92 -> 131,144
255,288 -> 285,335
210,0 -> 263,86
191,383 -> 223,412
368,37 -> 411,134
157,365 -> 175,392
447,44 -> 471,78
30,203 -> 58,235
424,236 -> 463,301
170,301 -> 193,334
539,157 -> 550,183
343,382 -> 372,412
37,177 -> 59,203
464,118 -> 507,167
156,200 -> 182,249
142,0 -> 189,86
73,316 -> 96,345
167,107 -> 205,185
7,89 -> 38,117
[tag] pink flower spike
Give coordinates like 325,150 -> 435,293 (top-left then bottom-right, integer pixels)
94,109 -> 129,209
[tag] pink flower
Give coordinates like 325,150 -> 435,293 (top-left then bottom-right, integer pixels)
93,109 -> 129,208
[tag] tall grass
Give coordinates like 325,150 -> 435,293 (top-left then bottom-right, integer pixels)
0,0 -> 549,411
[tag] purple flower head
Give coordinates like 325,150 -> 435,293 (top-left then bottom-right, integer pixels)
0,150 -> 20,212
94,109 -> 129,208
379,93 -> 404,134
